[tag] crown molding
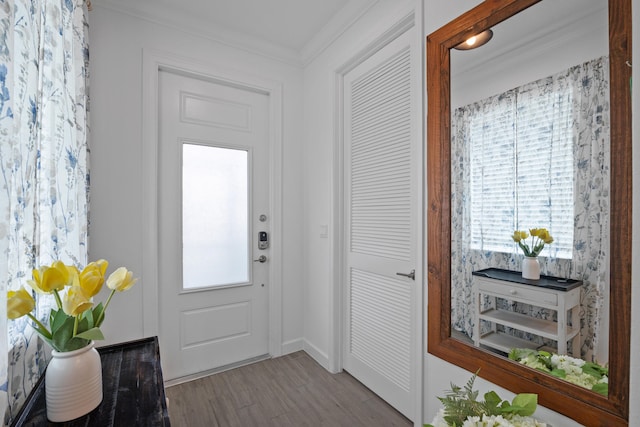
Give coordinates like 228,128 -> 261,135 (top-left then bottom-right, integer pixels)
94,0 -> 301,66
300,0 -> 380,66
93,0 -> 379,68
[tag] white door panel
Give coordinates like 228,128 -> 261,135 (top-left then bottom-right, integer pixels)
158,70 -> 270,380
343,27 -> 418,420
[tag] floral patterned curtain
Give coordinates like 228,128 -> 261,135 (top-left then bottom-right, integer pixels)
451,56 -> 610,363
0,1 -> 90,423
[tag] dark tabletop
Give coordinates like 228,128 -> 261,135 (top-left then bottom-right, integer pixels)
11,336 -> 171,427
472,267 -> 583,291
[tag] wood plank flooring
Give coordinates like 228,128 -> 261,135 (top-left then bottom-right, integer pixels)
165,351 -> 412,426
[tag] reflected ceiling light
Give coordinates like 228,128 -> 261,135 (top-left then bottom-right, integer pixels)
454,29 -> 493,50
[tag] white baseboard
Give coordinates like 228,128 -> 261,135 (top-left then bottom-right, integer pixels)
164,353 -> 270,387
281,338 -> 304,355
302,339 -> 331,371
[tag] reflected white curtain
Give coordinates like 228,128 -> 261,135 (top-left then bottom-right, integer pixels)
0,1 -> 90,423
451,56 -> 609,363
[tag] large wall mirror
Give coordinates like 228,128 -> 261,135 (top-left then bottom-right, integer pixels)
426,0 -> 631,425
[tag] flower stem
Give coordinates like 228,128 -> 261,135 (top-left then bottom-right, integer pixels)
73,315 -> 79,336
95,289 -> 116,327
27,313 -> 52,339
53,289 -> 63,309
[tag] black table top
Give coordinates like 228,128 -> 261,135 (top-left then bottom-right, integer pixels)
472,267 -> 583,291
11,336 -> 170,427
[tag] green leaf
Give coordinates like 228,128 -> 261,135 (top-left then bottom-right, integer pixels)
81,309 -> 94,329
483,391 -> 503,415
434,373 -> 486,426
518,241 -> 531,257
592,383 -> 608,396
535,352 -> 553,370
508,348 -> 536,362
76,315 -> 90,335
50,309 -> 69,332
92,302 -> 105,327
550,368 -> 566,379
582,362 -> 608,379
49,310 -> 56,328
39,335 -> 55,349
51,314 -> 76,351
75,327 -> 105,341
48,311 -> 94,351
63,337 -> 92,352
509,393 -> 538,417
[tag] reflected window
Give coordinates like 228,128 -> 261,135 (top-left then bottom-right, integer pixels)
182,143 -> 249,289
451,57 -> 610,364
455,76 -> 575,258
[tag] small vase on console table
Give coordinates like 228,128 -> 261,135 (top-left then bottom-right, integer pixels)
522,256 -> 540,280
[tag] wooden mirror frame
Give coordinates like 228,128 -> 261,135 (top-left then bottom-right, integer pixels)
426,0 -> 632,425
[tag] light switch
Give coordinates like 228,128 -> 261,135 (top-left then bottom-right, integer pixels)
319,224 -> 328,238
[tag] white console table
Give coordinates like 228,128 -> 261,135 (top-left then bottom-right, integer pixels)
472,268 -> 582,356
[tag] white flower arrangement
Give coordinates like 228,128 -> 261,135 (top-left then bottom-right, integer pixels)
509,349 -> 608,396
429,409 -> 547,427
426,373 -> 546,427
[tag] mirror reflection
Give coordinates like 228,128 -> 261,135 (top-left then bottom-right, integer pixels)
448,0 -> 610,395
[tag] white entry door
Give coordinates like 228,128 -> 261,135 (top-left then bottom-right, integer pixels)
343,27 -> 420,420
158,69 -> 270,381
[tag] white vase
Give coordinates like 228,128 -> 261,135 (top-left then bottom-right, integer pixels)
522,256 -> 541,280
45,341 -> 103,422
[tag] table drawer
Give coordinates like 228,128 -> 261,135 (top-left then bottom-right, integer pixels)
477,278 -> 557,306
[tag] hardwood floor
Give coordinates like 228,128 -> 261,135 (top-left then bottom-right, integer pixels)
165,351 -> 412,426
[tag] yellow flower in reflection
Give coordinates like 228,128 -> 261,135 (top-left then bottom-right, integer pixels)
539,229 -> 554,244
511,227 -> 554,257
511,230 -> 529,242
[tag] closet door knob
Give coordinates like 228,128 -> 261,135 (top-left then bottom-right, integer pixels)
396,269 -> 415,280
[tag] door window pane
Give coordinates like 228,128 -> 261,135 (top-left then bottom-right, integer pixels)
182,143 -> 249,289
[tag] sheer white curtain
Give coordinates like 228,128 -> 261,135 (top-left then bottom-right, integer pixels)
0,1 -> 90,423
451,56 -> 609,362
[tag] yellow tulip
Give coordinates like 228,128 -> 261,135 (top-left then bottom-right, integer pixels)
62,285 -> 93,316
529,228 -> 541,237
95,259 -> 109,275
28,261 -> 71,294
512,230 -> 529,242
67,265 -> 81,287
7,287 -> 36,319
79,259 -> 108,297
106,267 -> 138,292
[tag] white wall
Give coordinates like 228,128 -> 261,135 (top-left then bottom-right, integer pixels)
424,1 -> 640,426
88,6 -> 305,351
301,0 -> 417,370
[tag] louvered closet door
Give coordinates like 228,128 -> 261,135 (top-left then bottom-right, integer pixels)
343,27 -> 418,420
